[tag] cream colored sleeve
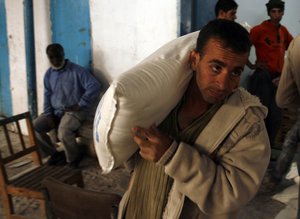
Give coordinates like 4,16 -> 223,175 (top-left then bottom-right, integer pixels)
276,36 -> 300,108
164,109 -> 270,215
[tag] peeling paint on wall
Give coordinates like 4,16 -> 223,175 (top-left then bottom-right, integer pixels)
0,0 -> 12,116
50,0 -> 92,71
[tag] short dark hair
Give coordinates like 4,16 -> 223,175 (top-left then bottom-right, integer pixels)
215,0 -> 238,17
46,43 -> 64,55
266,0 -> 285,14
196,19 -> 251,55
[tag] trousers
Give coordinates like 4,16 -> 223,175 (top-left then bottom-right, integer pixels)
248,69 -> 282,148
271,110 -> 300,180
33,111 -> 87,162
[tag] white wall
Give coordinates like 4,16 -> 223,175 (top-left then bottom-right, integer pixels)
3,0 -> 178,114
5,0 -> 300,115
236,0 -> 300,87
90,0 -> 179,81
236,0 -> 300,37
33,0 -> 51,114
5,0 -> 28,115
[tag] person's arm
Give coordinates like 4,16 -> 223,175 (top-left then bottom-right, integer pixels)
77,69 -> 102,110
135,109 -> 270,215
276,39 -> 300,108
164,111 -> 269,214
43,70 -> 54,115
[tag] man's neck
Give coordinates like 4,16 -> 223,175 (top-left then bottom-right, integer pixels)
177,77 -> 211,130
183,77 -> 211,115
52,59 -> 67,71
269,19 -> 281,27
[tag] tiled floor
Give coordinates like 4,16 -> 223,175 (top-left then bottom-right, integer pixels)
1,158 -> 298,219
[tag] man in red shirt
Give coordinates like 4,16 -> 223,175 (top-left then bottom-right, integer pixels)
248,0 -> 293,151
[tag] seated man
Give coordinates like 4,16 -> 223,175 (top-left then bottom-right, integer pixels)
33,43 -> 101,168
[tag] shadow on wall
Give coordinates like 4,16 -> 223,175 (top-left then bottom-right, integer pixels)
93,68 -> 110,93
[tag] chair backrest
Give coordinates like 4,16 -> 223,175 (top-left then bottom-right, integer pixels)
42,177 -> 122,219
0,111 -> 42,183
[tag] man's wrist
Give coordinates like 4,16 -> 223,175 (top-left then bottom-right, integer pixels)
156,140 -> 178,166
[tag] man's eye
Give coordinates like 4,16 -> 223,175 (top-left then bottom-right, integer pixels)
212,65 -> 221,73
231,70 -> 242,77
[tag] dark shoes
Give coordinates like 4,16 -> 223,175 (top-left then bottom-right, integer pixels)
66,147 -> 85,169
47,147 -> 85,168
47,151 -> 67,166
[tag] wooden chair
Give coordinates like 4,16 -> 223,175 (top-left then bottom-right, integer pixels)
42,177 -> 122,219
0,112 -> 84,219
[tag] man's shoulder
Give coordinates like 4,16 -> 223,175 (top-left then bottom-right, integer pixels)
279,24 -> 291,33
250,21 -> 267,33
233,87 -> 262,105
227,88 -> 267,116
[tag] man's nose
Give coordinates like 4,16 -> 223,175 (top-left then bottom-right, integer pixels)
216,73 -> 229,90
274,11 -> 282,17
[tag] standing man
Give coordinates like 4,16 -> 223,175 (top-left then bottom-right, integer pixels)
118,19 -> 270,219
274,34 -> 300,218
248,0 -> 293,150
215,0 -> 238,21
34,43 -> 101,168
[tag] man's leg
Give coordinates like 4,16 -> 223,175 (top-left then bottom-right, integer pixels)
248,69 -> 272,107
265,87 -> 282,149
271,117 -> 300,182
248,69 -> 280,147
33,114 -> 57,157
57,111 -> 87,165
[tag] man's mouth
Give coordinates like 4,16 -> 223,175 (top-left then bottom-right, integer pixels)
209,89 -> 225,99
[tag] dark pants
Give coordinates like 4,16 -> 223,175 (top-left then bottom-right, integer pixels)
271,111 -> 300,180
248,69 -> 282,148
33,111 -> 87,162
269,111 -> 300,219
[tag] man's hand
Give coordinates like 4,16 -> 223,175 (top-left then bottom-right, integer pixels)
132,125 -> 173,162
255,61 -> 268,71
272,76 -> 280,87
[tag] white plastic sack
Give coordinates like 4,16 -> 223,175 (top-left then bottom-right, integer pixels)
93,31 -> 198,173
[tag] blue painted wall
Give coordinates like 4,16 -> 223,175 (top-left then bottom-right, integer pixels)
180,0 -> 217,35
24,0 -> 37,118
50,0 -> 92,71
194,0 -> 217,29
0,0 -> 12,116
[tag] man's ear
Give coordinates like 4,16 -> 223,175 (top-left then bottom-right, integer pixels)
218,10 -> 226,19
190,50 -> 200,71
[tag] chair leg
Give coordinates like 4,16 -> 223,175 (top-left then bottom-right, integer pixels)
41,188 -> 56,219
1,192 -> 15,218
77,175 -> 84,188
39,199 -> 48,219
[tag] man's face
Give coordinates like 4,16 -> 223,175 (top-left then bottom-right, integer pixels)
47,50 -> 65,69
219,9 -> 237,21
191,39 -> 248,104
269,8 -> 284,24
